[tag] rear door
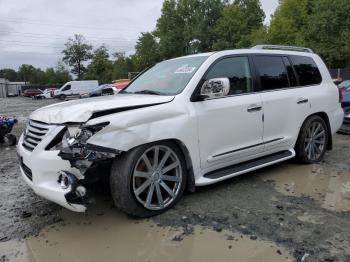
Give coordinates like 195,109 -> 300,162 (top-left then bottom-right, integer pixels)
194,56 -> 264,171
253,55 -> 311,153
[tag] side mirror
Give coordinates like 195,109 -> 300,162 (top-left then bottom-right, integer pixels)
199,78 -> 230,100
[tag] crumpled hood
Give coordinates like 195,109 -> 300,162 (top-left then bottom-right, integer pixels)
30,94 -> 175,124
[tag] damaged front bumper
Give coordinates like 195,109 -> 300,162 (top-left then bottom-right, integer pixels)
17,122 -> 118,212
18,132 -> 87,212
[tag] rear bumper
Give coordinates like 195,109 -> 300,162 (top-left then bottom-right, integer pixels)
17,133 -> 86,212
329,107 -> 345,134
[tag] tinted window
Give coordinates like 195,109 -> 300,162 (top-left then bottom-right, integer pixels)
283,57 -> 298,87
290,56 -> 322,86
255,56 -> 289,90
205,57 -> 252,95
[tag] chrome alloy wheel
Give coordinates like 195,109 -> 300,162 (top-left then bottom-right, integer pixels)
304,121 -> 326,161
132,145 -> 182,210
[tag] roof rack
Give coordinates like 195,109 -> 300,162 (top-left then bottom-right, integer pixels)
252,45 -> 314,53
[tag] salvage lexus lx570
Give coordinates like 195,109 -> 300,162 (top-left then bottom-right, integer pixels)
17,45 -> 344,217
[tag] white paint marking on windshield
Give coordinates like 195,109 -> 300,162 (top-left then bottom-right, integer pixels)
174,65 -> 196,74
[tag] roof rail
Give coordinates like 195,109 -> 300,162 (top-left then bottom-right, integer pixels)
252,45 -> 314,53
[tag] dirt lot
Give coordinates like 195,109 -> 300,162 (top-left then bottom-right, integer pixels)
0,97 -> 349,262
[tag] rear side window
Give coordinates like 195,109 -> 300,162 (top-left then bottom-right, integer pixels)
254,56 -> 289,90
205,56 -> 253,95
290,56 -> 322,86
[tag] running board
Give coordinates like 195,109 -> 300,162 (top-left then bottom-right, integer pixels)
204,150 -> 294,180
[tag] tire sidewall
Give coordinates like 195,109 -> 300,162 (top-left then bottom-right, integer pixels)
296,116 -> 328,164
110,141 -> 187,217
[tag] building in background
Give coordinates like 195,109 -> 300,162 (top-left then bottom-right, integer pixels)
0,78 -> 8,98
0,78 -> 26,98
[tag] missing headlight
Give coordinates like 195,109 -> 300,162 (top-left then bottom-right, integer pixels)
45,127 -> 67,151
52,122 -> 120,173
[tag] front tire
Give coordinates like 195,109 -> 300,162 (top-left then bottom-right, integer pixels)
59,94 -> 66,100
110,142 -> 187,217
295,115 -> 328,164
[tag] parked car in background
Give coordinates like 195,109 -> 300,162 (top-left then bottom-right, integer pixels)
112,79 -> 130,93
23,89 -> 43,97
101,85 -> 117,96
339,106 -> 350,134
54,80 -> 99,100
101,80 -> 130,96
80,85 -> 105,98
35,88 -> 57,99
18,45 -> 344,217
339,80 -> 350,89
339,80 -> 350,107
7,93 -> 18,97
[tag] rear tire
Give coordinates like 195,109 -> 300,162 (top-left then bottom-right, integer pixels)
295,115 -> 328,164
110,141 -> 187,217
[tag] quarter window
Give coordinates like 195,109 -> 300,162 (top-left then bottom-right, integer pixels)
290,56 -> 322,86
254,56 -> 289,91
205,57 -> 252,95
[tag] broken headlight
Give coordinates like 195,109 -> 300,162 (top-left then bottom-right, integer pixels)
50,122 -> 108,152
49,122 -> 118,172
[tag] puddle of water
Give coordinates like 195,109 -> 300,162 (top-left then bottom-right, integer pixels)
0,205 -> 292,262
257,163 -> 350,212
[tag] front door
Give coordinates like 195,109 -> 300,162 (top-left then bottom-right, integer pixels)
193,56 -> 264,171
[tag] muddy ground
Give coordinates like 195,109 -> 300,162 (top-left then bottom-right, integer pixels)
0,97 -> 349,262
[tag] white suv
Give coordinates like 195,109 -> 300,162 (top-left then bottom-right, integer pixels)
17,45 -> 344,217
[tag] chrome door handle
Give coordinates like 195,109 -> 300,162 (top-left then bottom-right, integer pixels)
247,104 -> 262,112
297,98 -> 309,104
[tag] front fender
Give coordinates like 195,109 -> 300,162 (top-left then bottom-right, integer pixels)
85,102 -> 201,173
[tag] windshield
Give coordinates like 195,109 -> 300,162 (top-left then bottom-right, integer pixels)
122,56 -> 209,95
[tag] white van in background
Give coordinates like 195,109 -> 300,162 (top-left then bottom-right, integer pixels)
54,81 -> 99,100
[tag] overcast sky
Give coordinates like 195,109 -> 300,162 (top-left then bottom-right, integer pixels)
0,0 -> 278,70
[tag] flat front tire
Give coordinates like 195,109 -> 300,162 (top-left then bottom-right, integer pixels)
110,142 -> 187,217
295,115 -> 328,164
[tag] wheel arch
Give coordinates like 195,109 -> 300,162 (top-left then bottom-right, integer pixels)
171,139 -> 196,193
299,112 -> 333,150
121,138 -> 196,193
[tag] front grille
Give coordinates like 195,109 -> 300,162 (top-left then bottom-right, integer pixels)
20,158 -> 32,181
22,120 -> 50,151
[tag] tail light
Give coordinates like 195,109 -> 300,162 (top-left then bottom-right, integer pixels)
338,87 -> 343,103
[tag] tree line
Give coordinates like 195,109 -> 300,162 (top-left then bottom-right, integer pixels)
1,0 -> 349,85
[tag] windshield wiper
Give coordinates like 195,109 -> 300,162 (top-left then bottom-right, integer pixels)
133,90 -> 164,95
